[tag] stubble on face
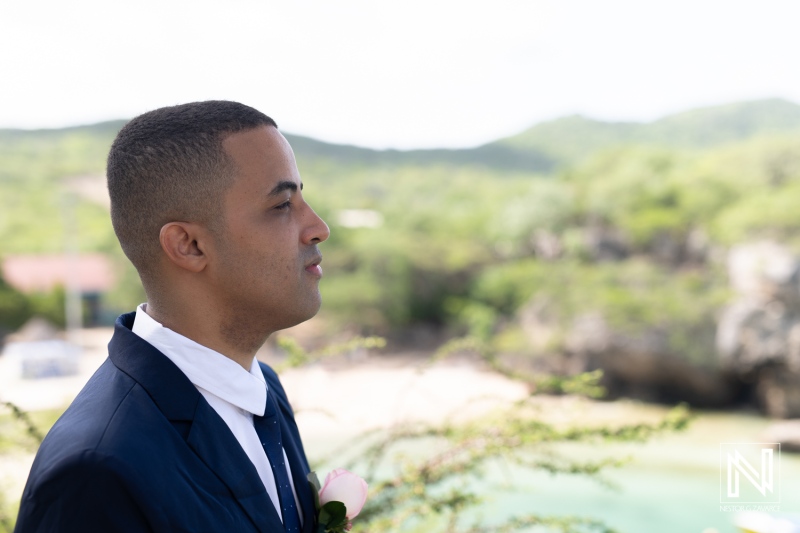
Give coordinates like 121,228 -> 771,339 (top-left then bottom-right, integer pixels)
209,126 -> 326,357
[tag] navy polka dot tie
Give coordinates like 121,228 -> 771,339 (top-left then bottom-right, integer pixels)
253,390 -> 302,533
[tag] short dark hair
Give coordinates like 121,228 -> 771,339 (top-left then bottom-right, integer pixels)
107,100 -> 277,278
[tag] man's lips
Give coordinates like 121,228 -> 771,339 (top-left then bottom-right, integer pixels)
305,256 -> 323,277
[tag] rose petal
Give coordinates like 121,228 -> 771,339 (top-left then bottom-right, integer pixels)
324,468 -> 349,484
318,469 -> 368,519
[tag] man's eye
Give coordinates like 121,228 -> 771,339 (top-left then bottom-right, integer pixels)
275,201 -> 291,210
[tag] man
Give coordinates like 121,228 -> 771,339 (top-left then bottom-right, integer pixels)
15,101 -> 330,532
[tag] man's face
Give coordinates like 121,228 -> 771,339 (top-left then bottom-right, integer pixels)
209,126 -> 330,335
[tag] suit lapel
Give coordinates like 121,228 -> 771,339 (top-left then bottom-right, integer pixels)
109,312 -> 284,533
187,403 -> 285,532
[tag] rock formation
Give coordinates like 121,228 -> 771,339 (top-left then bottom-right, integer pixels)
718,241 -> 800,417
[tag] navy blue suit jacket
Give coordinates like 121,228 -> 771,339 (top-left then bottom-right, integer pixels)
15,312 -> 317,533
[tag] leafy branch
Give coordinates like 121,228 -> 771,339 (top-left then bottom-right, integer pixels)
275,336 -> 386,371
1,401 -> 44,447
295,335 -> 691,532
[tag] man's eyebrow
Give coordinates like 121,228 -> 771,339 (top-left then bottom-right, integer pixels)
268,181 -> 303,196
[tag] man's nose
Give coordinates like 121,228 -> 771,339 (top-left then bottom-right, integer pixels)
303,206 -> 330,244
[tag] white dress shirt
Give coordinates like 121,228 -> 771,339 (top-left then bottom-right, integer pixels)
131,304 -> 301,523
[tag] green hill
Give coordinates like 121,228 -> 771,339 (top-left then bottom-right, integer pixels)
0,120 -> 556,175
3,98 -> 799,177
493,98 -> 800,166
285,133 -> 557,173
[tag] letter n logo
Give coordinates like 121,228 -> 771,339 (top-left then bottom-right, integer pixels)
727,448 -> 772,497
720,443 -> 780,504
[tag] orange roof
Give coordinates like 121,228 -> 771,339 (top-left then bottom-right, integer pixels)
2,254 -> 116,293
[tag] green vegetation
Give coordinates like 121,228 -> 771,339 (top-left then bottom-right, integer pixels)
0,274 -> 66,333
0,124 -> 120,255
498,98 -> 800,165
3,97 -> 800,371
0,402 -> 54,532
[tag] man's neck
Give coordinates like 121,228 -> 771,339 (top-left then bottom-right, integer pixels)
142,302 -> 267,370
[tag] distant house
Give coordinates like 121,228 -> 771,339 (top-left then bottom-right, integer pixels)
1,254 -> 116,326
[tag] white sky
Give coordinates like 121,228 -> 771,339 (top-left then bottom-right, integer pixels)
2,0 -> 800,149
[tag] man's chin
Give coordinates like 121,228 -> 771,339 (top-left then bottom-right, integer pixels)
274,299 -> 322,332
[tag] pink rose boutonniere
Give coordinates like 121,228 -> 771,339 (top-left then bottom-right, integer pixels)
308,469 -> 368,533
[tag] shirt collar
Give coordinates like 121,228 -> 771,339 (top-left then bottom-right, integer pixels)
131,303 -> 267,416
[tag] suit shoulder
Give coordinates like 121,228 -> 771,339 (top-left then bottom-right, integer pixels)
16,447 -> 153,532
42,359 -> 138,452
31,358 -> 183,486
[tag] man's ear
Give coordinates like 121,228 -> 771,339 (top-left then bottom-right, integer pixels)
159,222 -> 209,273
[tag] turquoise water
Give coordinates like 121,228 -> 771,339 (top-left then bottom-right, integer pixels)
308,409 -> 800,532
486,411 -> 800,532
